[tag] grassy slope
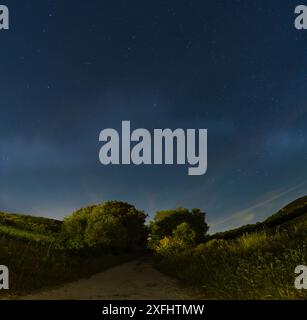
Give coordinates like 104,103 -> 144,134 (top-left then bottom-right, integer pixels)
208,195 -> 307,240
155,197 -> 307,299
0,211 -> 62,234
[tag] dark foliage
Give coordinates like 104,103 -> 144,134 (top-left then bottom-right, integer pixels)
149,208 -> 209,248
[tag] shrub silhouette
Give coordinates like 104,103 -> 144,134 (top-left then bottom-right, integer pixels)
155,222 -> 198,256
172,222 -> 197,246
84,213 -> 128,250
62,201 -> 147,252
149,208 -> 209,248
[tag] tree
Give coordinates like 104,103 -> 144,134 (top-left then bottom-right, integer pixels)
62,201 -> 147,252
84,213 -> 128,250
148,207 -> 209,248
172,222 -> 196,246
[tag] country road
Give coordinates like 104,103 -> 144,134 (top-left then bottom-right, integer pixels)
22,257 -> 202,300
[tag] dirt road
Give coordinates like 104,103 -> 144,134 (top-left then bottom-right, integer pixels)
22,257 -> 201,300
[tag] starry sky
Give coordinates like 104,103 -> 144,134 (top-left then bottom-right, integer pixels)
1,0 -> 307,233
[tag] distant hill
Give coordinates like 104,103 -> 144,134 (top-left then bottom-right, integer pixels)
264,195 -> 307,225
0,211 -> 62,243
209,195 -> 307,241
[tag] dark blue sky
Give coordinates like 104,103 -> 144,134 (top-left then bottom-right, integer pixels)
1,0 -> 307,232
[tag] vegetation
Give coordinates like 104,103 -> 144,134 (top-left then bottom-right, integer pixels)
148,208 -> 209,248
0,235 -> 137,298
208,196 -> 307,240
1,197 -> 307,299
0,211 -> 62,235
0,201 -> 146,298
152,198 -> 307,300
0,225 -> 56,244
62,201 -> 147,252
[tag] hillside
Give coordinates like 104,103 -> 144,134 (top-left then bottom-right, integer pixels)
153,195 -> 307,299
208,195 -> 307,240
0,211 -> 62,244
0,211 -> 62,232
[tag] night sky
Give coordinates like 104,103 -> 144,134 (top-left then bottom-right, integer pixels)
1,0 -> 307,233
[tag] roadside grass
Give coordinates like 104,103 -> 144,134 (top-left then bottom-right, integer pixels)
154,215 -> 307,299
0,212 -> 142,298
0,225 -> 56,244
0,235 -> 139,298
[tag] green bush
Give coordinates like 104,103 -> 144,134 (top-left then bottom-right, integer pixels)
149,208 -> 209,248
154,223 -> 199,261
84,213 -> 128,250
172,222 -> 196,246
62,201 -> 147,252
